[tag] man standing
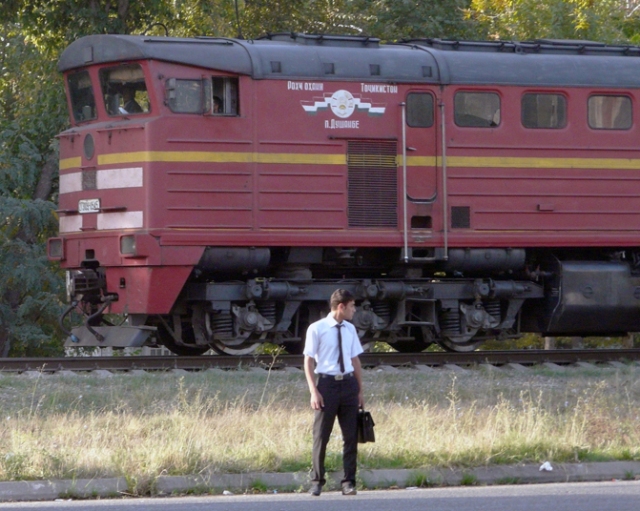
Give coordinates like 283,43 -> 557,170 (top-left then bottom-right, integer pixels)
303,289 -> 364,496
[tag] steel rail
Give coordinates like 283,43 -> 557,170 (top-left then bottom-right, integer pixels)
0,349 -> 639,373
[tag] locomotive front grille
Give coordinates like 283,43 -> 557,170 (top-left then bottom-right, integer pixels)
347,140 -> 398,227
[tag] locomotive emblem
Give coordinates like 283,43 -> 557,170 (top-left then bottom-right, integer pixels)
329,90 -> 355,118
301,89 -> 385,117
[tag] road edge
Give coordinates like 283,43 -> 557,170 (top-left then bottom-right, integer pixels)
1,461 -> 639,502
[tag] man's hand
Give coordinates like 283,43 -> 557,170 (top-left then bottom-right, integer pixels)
305,355 -> 324,410
353,356 -> 364,408
310,389 -> 324,410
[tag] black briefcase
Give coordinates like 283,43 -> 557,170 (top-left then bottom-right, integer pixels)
357,409 -> 375,443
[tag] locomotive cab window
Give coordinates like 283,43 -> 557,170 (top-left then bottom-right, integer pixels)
68,70 -> 97,123
211,77 -> 239,115
166,78 -> 211,113
99,64 -> 151,116
406,93 -> 434,128
588,95 -> 632,130
522,93 -> 567,129
454,92 -> 500,127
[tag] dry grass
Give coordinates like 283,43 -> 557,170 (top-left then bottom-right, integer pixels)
0,363 -> 639,485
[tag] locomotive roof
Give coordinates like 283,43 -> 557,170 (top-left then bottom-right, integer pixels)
59,33 -> 640,88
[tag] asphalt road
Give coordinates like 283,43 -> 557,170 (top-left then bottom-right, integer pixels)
0,481 -> 639,511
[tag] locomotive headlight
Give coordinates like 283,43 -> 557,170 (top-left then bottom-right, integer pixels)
119,234 -> 155,259
120,235 -> 136,256
47,238 -> 65,260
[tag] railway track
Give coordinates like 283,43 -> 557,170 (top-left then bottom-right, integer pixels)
1,349 -> 639,374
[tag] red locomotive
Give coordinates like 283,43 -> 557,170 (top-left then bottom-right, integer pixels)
48,33 -> 640,354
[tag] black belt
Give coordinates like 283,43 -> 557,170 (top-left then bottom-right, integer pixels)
318,372 -> 354,381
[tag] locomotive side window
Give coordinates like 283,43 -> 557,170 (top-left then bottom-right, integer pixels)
166,79 -> 211,113
99,64 -> 150,116
68,71 -> 97,123
211,77 -> 239,115
406,93 -> 434,128
454,92 -> 500,127
522,94 -> 567,129
588,95 -> 632,130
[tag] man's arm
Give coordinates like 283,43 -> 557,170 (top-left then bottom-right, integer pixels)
304,355 -> 324,410
352,356 -> 364,408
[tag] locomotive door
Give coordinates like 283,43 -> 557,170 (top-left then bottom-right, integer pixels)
403,91 -> 439,223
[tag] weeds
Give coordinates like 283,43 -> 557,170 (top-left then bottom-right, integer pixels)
0,365 -> 638,484
460,473 -> 477,486
406,471 -> 439,488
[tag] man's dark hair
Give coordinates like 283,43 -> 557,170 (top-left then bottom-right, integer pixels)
329,289 -> 355,310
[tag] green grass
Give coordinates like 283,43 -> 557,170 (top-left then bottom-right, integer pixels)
405,471 -> 440,488
0,363 -> 638,489
460,473 -> 478,486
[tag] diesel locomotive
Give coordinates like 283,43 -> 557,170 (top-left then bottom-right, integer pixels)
48,33 -> 640,354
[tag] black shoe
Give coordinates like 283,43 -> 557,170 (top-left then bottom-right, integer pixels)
342,483 -> 357,496
309,483 -> 322,496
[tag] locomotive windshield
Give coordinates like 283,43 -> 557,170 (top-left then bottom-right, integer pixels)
99,64 -> 150,116
68,70 -> 97,123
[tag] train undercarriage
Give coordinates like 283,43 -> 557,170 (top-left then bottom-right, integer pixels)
60,247 -> 640,354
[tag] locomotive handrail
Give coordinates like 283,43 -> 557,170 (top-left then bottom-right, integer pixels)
401,102 -> 409,263
439,102 -> 449,261
259,32 -> 381,47
153,37 -> 234,46
392,41 -> 450,85
96,125 -> 145,133
402,38 -> 640,57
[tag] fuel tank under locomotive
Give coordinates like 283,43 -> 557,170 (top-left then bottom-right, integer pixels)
521,258 -> 640,336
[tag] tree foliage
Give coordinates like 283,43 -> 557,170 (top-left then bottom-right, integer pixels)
0,25 -> 67,356
466,0 -> 632,42
348,0 -> 476,40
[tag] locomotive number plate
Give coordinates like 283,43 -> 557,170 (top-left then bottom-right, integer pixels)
78,198 -> 100,214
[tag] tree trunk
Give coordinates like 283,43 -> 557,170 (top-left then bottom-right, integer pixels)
34,151 -> 57,201
0,328 -> 10,358
117,0 -> 130,32
0,287 -> 22,357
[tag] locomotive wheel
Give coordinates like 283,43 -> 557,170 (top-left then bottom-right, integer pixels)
198,306 -> 262,355
209,338 -> 261,355
437,336 -> 483,353
392,326 -> 433,353
155,316 -> 210,356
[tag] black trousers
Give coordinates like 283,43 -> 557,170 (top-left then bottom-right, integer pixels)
311,375 -> 360,486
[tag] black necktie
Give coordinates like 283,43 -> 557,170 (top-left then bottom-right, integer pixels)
335,323 -> 345,373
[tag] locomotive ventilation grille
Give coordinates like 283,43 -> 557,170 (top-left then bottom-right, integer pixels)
347,140 -> 398,227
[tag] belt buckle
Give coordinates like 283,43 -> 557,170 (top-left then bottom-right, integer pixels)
335,374 -> 344,381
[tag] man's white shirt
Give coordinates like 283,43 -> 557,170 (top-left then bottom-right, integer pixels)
303,313 -> 363,375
